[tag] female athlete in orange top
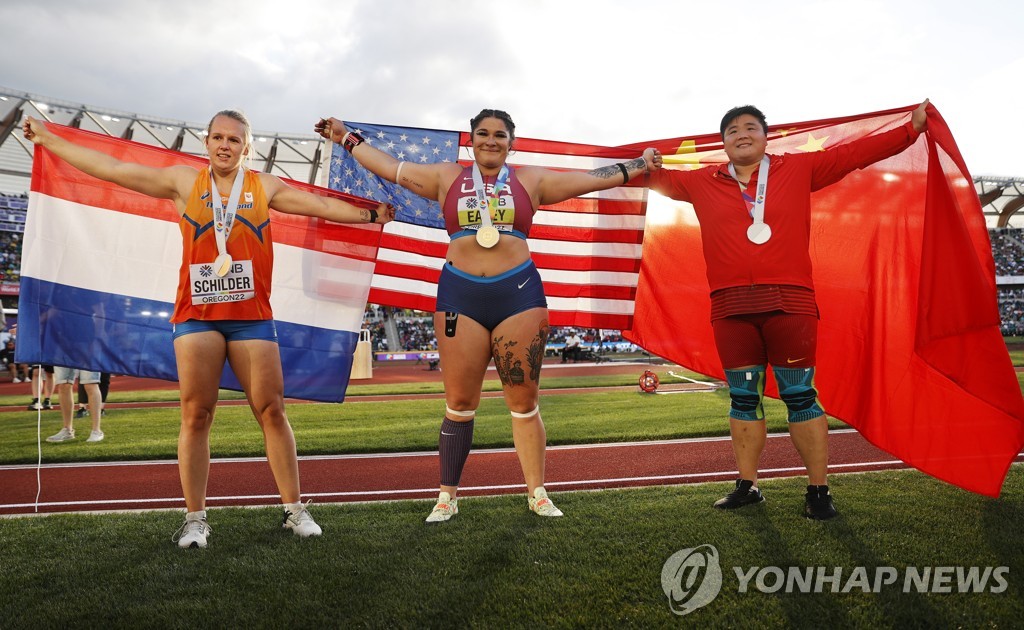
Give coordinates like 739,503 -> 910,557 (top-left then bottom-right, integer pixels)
24,111 -> 393,548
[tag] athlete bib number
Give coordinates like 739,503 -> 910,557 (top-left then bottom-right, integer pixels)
189,260 -> 255,305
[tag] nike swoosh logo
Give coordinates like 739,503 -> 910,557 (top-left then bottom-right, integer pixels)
441,432 -> 455,436
518,278 -> 531,289
786,357 -> 806,364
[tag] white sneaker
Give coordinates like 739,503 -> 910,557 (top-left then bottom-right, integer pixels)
46,427 -> 75,442
283,501 -> 322,538
86,430 -> 105,443
172,511 -> 211,549
528,487 -> 564,517
425,491 -> 458,523
12,378 -> 21,383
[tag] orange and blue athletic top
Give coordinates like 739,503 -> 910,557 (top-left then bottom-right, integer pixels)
443,165 -> 534,240
170,169 -> 274,323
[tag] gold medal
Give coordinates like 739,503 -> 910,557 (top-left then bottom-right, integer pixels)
476,226 -> 500,248
214,253 -> 233,277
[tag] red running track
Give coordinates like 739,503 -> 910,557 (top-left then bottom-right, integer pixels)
0,429 -> 957,516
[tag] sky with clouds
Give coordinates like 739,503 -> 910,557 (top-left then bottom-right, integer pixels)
1,0 -> 1020,176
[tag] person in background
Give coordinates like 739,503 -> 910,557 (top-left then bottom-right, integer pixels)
75,372 -> 110,418
562,330 -> 582,364
27,364 -> 55,411
1,338 -> 27,382
46,367 -> 103,443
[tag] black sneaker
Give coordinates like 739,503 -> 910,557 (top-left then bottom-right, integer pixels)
42,399 -> 53,410
713,479 -> 765,509
804,485 -> 838,520
74,407 -> 88,419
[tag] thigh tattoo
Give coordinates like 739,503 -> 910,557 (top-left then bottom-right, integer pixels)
492,335 -> 525,385
526,324 -> 549,383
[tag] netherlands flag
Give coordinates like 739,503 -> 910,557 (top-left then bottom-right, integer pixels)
18,124 -> 382,403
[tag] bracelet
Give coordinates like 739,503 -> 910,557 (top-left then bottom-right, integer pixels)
395,161 -> 405,182
367,208 -> 378,224
616,162 -> 629,184
343,132 -> 364,153
641,156 -> 650,173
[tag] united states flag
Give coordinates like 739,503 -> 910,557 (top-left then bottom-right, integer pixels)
327,121 -> 647,329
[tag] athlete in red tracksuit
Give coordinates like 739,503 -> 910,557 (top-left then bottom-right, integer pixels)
647,100 -> 929,519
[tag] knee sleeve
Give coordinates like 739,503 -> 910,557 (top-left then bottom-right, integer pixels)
445,405 -> 476,419
725,366 -> 765,421
510,405 -> 539,419
773,366 -> 824,423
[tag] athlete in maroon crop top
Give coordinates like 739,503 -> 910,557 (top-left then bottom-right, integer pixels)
316,109 -> 660,523
443,164 -> 534,240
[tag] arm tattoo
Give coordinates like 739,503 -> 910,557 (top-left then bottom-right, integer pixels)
400,175 -> 425,191
587,164 -> 623,180
359,208 -> 371,222
624,157 -> 647,173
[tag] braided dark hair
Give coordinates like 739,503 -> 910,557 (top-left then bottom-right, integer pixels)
470,108 -> 516,139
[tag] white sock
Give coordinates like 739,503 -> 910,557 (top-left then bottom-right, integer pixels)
186,509 -> 206,521
284,501 -> 303,515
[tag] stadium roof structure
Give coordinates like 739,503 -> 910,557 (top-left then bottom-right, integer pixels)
976,176 -> 1024,229
0,85 -> 326,195
0,85 -> 1021,228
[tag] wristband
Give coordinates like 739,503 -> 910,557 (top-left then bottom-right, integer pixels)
395,161 -> 405,182
343,132 -> 364,153
616,162 -> 629,184
367,208 -> 378,224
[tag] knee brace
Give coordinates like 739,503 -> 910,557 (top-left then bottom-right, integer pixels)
725,366 -> 765,421
772,366 -> 824,423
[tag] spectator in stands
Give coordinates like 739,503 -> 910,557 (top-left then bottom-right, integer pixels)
317,110 -> 657,523
24,111 -> 394,549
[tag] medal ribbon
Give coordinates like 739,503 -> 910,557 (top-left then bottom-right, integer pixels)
728,156 -> 770,229
470,163 -> 510,231
210,167 -> 246,261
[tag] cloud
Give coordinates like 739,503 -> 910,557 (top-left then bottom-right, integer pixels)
0,0 -> 1017,173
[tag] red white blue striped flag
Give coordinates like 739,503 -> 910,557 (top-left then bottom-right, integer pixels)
328,121 -> 648,329
19,124 -> 382,403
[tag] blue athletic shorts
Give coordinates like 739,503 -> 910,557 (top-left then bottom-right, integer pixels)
435,259 -> 547,331
172,319 -> 278,342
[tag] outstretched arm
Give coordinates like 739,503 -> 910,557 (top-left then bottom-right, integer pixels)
260,173 -> 394,224
525,148 -> 663,206
314,117 -> 460,203
912,98 -> 929,133
22,116 -> 193,206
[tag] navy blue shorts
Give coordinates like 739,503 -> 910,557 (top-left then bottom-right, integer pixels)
172,319 -> 279,342
435,259 -> 547,331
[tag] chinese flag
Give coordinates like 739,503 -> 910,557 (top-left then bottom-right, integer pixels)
622,104 -> 1024,497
